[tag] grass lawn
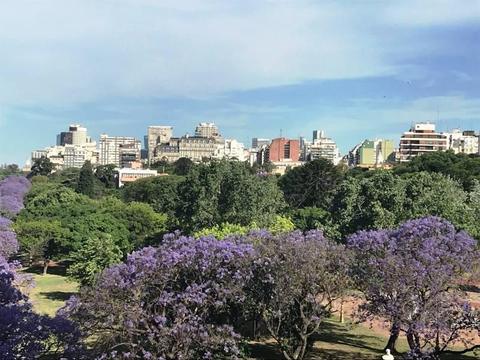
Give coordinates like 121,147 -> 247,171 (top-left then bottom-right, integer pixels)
23,269 -> 78,317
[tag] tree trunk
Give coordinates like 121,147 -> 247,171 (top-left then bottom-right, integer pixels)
43,259 -> 50,276
384,322 -> 400,352
406,329 -> 417,351
339,299 -> 345,323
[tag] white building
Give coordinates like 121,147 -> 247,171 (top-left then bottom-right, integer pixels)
217,139 -> 245,161
99,134 -> 142,167
195,122 -> 221,139
117,168 -> 159,187
31,124 -> 98,170
305,130 -> 341,165
446,129 -> 479,155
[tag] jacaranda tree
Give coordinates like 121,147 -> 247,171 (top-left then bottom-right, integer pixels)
0,176 -> 80,359
0,256 -> 80,359
61,234 -> 256,359
247,230 -> 351,360
348,217 -> 480,358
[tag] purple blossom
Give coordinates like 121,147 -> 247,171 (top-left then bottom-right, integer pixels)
0,176 -> 30,216
0,230 -> 18,259
62,234 -> 255,359
347,216 -> 480,357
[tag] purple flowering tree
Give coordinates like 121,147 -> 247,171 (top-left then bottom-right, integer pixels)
348,216 -> 480,358
0,176 -> 31,217
0,256 -> 80,359
61,234 -> 255,359
246,230 -> 351,360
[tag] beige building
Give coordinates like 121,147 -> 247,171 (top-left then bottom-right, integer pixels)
147,126 -> 173,164
195,122 -> 221,139
399,123 -> 448,162
99,134 -> 141,167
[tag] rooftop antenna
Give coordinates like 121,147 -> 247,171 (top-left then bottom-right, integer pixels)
280,128 -> 283,138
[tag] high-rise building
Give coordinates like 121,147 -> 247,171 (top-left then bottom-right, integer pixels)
312,130 -> 325,142
69,124 -> 89,145
268,138 -> 300,162
34,124 -> 97,170
446,129 -> 479,155
99,135 -> 142,167
348,139 -> 395,168
304,130 -> 341,165
251,138 -> 270,149
147,126 -> 173,164
56,132 -> 73,146
195,122 -> 221,138
399,123 -> 448,162
218,139 -> 245,161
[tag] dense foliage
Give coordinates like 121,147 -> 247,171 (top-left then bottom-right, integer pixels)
63,234 -> 256,359
3,153 -> 480,359
394,150 -> 480,191
279,158 -> 344,210
0,176 -> 80,359
348,217 -> 480,358
177,160 -> 285,232
16,182 -> 167,278
332,171 -> 480,239
29,156 -> 54,177
247,230 -> 351,360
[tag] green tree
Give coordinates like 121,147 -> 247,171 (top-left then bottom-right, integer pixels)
67,234 -> 123,286
48,167 -> 81,189
150,159 -> 174,174
290,207 -> 340,240
177,160 -> 285,232
279,158 -> 344,210
29,157 -> 54,177
173,157 -> 194,175
77,161 -> 95,197
122,175 -> 183,223
14,219 -> 66,275
95,164 -> 117,188
100,197 -> 168,247
332,171 -> 406,237
394,150 -> 480,191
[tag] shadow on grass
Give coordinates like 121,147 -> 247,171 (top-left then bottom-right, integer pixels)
313,321 -> 384,354
248,342 -> 379,360
23,261 -> 71,276
39,291 -> 76,302
459,284 -> 480,293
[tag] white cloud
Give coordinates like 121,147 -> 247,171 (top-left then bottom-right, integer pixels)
0,0 -> 477,107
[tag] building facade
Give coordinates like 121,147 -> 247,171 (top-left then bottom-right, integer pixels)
32,124 -> 98,169
117,168 -> 159,187
268,138 -> 300,162
446,129 -> 479,155
348,139 -> 395,168
195,122 -> 221,139
99,135 -> 142,167
251,138 -> 270,149
399,123 -> 448,162
147,126 -> 173,164
304,130 -> 341,165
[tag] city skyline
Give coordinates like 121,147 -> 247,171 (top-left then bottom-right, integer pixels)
0,0 -> 479,164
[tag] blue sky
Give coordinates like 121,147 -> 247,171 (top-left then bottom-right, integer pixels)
0,0 -> 479,165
